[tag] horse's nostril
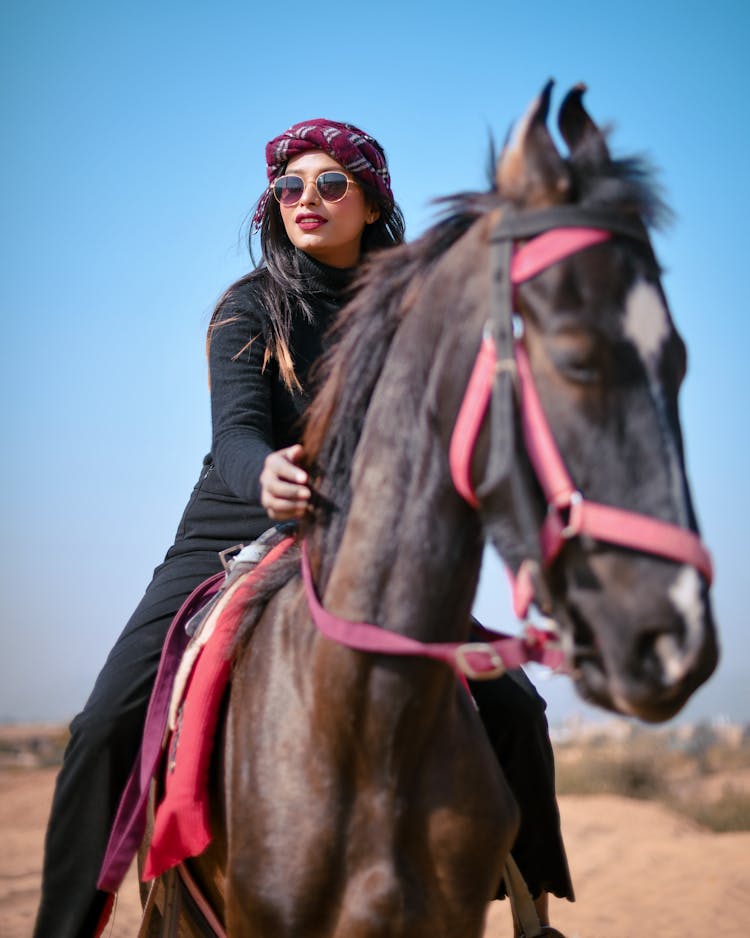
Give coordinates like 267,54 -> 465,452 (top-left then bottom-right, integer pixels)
633,631 -> 664,682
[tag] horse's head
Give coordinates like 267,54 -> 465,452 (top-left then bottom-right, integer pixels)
465,82 -> 718,721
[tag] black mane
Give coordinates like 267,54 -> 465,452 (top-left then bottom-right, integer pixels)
570,152 -> 671,230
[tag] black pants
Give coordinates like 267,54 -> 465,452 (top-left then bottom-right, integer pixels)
470,670 -> 574,901
33,549 -> 224,938
34,559 -> 571,938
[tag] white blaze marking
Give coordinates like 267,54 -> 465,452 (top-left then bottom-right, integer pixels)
623,280 -> 670,373
656,566 -> 705,682
623,278 -> 692,527
669,566 -> 704,648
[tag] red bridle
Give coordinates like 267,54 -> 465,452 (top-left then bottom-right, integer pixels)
449,224 -> 714,621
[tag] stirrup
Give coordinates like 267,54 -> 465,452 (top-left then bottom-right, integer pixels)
504,855 -> 540,937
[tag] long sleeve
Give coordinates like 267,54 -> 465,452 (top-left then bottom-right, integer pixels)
208,301 -> 275,504
203,255 -> 350,517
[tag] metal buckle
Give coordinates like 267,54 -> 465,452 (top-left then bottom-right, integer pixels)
455,642 -> 506,680
218,543 -> 246,572
560,491 -> 584,539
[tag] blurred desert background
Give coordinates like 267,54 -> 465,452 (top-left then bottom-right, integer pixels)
2,719 -> 749,938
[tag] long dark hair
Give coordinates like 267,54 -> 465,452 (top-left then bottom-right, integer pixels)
208,172 -> 406,391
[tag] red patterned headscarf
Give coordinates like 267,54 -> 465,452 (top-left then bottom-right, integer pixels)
252,118 -> 393,229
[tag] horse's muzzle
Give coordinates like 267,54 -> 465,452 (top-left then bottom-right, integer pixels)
562,564 -> 719,722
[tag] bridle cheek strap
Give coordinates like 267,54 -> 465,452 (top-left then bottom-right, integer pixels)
449,332 -> 496,509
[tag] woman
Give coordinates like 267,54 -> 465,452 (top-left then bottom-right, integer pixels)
34,119 -> 572,938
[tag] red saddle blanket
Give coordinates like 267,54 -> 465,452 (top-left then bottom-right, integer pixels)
97,536 -> 294,896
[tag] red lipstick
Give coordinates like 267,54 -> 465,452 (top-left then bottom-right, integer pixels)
295,212 -> 326,231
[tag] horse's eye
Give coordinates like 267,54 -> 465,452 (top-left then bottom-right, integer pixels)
549,331 -> 603,385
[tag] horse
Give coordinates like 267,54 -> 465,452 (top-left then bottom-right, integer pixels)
141,81 -> 718,936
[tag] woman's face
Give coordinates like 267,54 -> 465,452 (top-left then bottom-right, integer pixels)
276,150 -> 379,268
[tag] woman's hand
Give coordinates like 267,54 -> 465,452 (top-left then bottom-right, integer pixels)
260,444 -> 311,520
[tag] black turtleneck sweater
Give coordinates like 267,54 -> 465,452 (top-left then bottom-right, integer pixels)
168,251 -> 354,555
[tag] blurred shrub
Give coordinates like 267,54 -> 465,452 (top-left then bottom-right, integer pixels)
552,723 -> 750,832
667,787 -> 750,833
555,751 -> 665,800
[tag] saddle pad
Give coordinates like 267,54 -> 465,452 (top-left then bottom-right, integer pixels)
142,535 -> 294,880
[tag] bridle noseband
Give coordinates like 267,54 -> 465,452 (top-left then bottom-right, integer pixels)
449,206 -> 714,619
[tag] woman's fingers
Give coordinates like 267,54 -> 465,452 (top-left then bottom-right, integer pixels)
277,445 -> 307,480
260,445 -> 311,520
262,446 -> 309,490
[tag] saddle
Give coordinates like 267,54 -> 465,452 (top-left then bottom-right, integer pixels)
143,529 -> 295,880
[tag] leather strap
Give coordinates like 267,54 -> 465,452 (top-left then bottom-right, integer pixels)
504,854 -> 543,938
449,333 -> 496,507
301,542 -> 566,676
491,205 -> 649,243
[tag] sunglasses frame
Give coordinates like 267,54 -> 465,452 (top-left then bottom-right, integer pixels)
271,171 -> 360,208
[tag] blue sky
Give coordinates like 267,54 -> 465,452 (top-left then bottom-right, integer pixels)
2,1 -> 748,727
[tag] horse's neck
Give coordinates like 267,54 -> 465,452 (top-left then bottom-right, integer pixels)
289,229 -> 490,774
299,395 -> 483,782
319,409 -> 483,647
315,238 -> 488,644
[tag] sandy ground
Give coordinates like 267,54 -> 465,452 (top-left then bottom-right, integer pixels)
3,766 -> 749,938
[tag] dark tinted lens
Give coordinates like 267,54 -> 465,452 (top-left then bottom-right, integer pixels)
274,175 -> 305,205
316,172 -> 350,202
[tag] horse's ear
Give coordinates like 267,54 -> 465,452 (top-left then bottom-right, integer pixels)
496,79 -> 570,207
558,83 -> 610,165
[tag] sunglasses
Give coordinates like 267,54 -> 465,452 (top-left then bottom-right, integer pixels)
271,171 -> 359,207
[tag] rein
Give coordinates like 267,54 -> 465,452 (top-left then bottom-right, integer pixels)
300,541 -> 565,679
